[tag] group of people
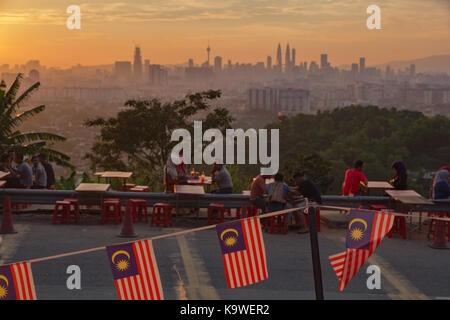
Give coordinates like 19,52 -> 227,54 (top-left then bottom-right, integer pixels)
250,172 -> 323,234
0,151 -> 55,189
341,159 -> 449,199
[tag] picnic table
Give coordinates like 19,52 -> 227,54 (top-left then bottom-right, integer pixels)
174,184 -> 205,219
100,171 -> 133,189
363,181 -> 394,196
187,176 -> 212,192
75,183 -> 110,192
75,183 -> 111,207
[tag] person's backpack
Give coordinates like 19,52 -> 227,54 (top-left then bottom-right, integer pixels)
266,182 -> 286,203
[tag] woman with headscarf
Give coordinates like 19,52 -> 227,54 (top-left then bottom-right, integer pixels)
433,170 -> 450,199
390,161 -> 408,190
163,156 -> 178,193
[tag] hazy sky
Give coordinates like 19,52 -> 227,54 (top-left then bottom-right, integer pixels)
0,0 -> 449,68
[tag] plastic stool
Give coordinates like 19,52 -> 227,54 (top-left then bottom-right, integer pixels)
266,214 -> 287,234
151,203 -> 173,227
52,201 -> 72,224
428,212 -> 450,241
388,215 -> 407,239
207,203 -> 225,225
128,199 -> 148,222
101,199 -> 122,224
63,198 -> 80,223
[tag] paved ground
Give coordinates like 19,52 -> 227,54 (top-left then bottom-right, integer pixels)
0,208 -> 449,300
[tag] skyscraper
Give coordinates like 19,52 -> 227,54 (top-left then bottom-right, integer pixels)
267,56 -> 272,71
285,43 -> 291,71
133,46 -> 143,79
214,56 -> 222,73
291,48 -> 296,67
188,58 -> 194,68
359,57 -> 366,73
207,43 -> 211,67
321,54 -> 328,69
276,43 -> 282,73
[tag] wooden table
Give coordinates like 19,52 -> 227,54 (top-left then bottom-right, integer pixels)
187,176 -> 212,192
100,171 -> 133,189
0,171 -> 10,180
174,184 -> 205,219
364,181 -> 394,195
75,183 -> 110,192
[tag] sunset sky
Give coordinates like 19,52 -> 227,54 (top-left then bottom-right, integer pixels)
0,0 -> 449,68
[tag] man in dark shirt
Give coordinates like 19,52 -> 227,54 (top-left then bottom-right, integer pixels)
293,172 -> 322,204
38,153 -> 56,188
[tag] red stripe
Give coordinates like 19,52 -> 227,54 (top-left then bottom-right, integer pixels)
132,276 -> 142,300
369,214 -> 379,254
246,218 -> 262,282
136,241 -> 154,300
143,240 -> 161,300
133,243 -> 149,300
10,265 -> 20,300
252,217 -> 267,279
233,252 -> 244,287
222,255 -> 232,288
126,277 -> 134,299
342,249 -> 354,290
228,253 -> 238,288
329,254 -> 346,262
114,280 -> 123,300
121,279 -> 129,300
242,221 -> 256,284
375,214 -> 385,251
16,263 -> 27,299
240,250 -> 250,286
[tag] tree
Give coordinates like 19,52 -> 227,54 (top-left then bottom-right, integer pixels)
84,90 -> 234,188
0,73 -> 72,167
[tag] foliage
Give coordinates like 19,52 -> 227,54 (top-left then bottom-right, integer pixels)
84,90 -> 234,182
0,73 -> 72,168
55,171 -> 93,190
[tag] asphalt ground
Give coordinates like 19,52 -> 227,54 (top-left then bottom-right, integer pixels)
0,209 -> 449,300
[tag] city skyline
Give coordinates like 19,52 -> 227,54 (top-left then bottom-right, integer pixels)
0,0 -> 449,68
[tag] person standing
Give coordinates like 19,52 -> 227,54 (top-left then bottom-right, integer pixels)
342,160 -> 368,196
14,153 -> 33,188
390,161 -> 408,190
38,153 -> 55,188
31,155 -> 47,189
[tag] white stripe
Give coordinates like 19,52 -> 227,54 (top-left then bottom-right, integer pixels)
129,274 -> 138,299
19,262 -> 30,300
236,252 -> 247,287
339,249 -> 351,291
242,250 -> 252,285
147,240 -> 164,299
379,214 -> 388,246
372,214 -> 381,251
242,219 -> 258,282
25,263 -> 37,300
224,254 -> 235,288
134,241 -> 151,299
230,252 -> 241,288
331,257 -> 345,265
140,240 -> 158,299
123,277 -> 132,300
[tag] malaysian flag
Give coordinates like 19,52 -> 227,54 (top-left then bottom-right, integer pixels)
0,262 -> 37,300
106,239 -> 164,300
216,216 -> 268,289
329,209 -> 394,291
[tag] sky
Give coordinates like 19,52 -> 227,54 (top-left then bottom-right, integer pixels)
0,0 -> 449,68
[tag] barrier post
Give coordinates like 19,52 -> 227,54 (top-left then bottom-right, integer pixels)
307,205 -> 324,300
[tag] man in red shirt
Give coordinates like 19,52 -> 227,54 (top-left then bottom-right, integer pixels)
342,160 -> 368,196
250,174 -> 271,211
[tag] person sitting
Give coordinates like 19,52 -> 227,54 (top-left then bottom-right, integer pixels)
0,153 -> 19,188
342,160 -> 368,196
211,163 -> 233,194
250,174 -> 270,212
163,156 -> 178,193
390,161 -> 408,190
14,152 -> 33,189
433,170 -> 450,199
266,173 -> 290,213
38,153 -> 55,188
31,155 -> 47,189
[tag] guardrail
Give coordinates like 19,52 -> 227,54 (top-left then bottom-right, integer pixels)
1,188 -> 449,212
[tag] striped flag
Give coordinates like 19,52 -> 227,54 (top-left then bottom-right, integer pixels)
329,209 -> 394,291
216,216 -> 268,289
106,239 -> 164,300
0,262 -> 37,300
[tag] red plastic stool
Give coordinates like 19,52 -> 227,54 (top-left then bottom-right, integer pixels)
388,215 -> 407,239
121,184 -> 136,192
151,203 -> 173,227
266,214 -> 287,234
207,203 -> 225,225
128,199 -> 148,222
52,201 -> 72,224
428,213 -> 450,241
63,198 -> 80,223
101,199 -> 122,224
305,208 -> 321,232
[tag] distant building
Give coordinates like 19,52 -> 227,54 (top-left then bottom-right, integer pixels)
321,54 -> 328,69
29,69 -> 40,83
285,43 -> 291,71
214,56 -> 222,73
247,87 -> 310,113
115,61 -> 132,79
188,58 -> 194,68
148,65 -> 168,86
144,59 -> 150,78
291,49 -> 296,67
267,56 -> 272,71
276,43 -> 282,73
410,64 -> 416,76
133,46 -> 143,79
359,57 -> 366,73
185,66 -> 213,81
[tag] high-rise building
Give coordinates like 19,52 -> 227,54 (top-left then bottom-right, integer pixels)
144,59 -> 150,78
214,56 -> 222,73
148,64 -> 168,86
321,54 -> 328,69
133,46 -> 143,79
115,61 -> 132,78
276,43 -> 282,73
410,64 -> 416,76
206,43 -> 211,67
291,49 -> 296,67
188,58 -> 194,68
351,63 -> 359,73
267,56 -> 272,71
359,57 -> 366,73
285,43 -> 291,71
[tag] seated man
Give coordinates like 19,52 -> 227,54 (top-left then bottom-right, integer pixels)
250,174 -> 270,212
211,163 -> 233,194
